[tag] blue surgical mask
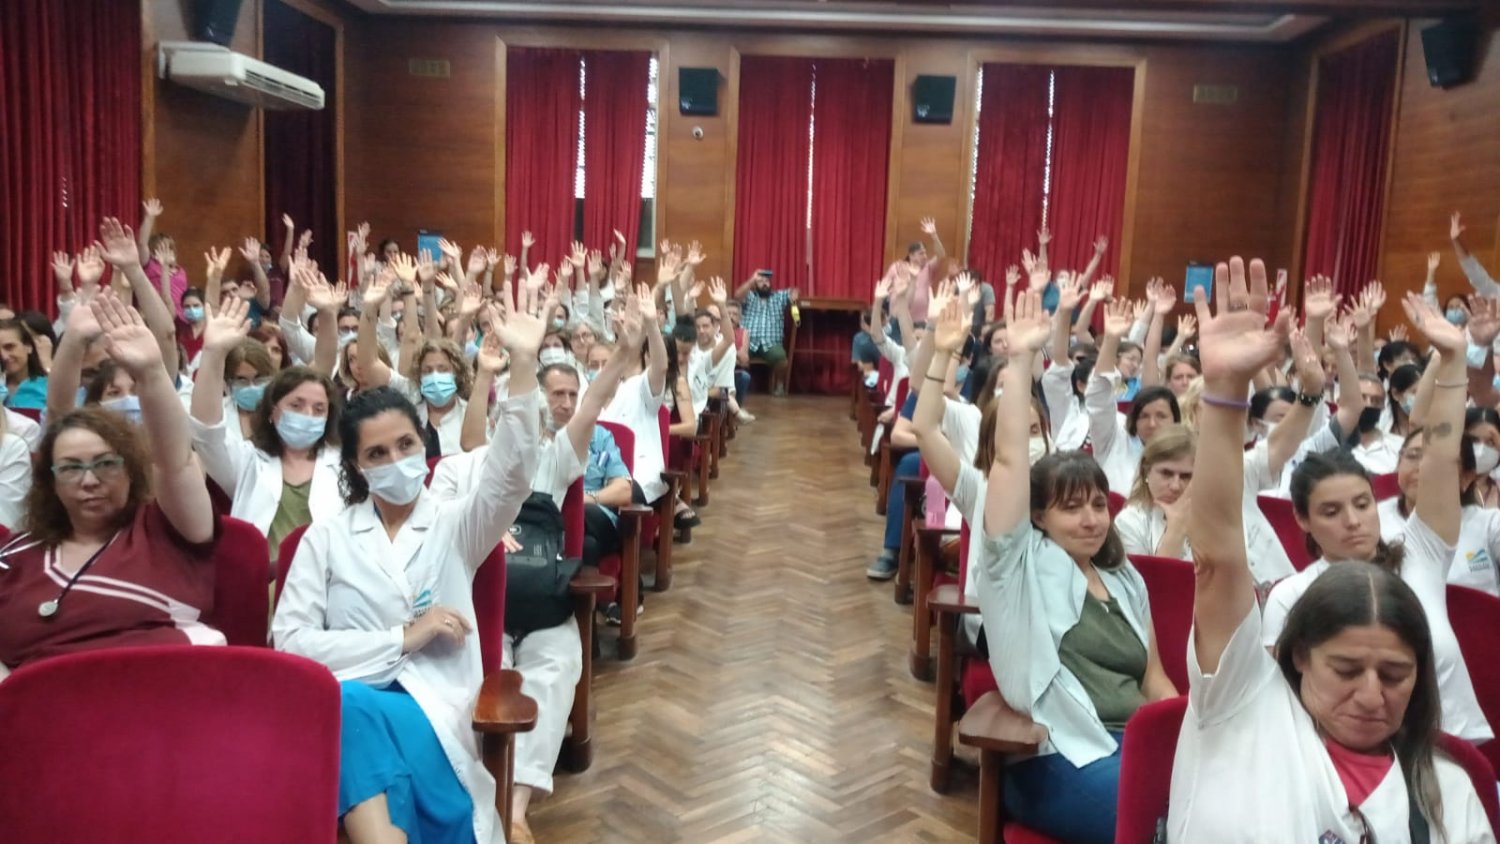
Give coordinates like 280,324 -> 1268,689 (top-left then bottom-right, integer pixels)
100,394 -> 142,425
1400,394 -> 1415,415
275,409 -> 327,449
362,452 -> 429,505
232,383 -> 266,412
551,318 -> 567,331
1492,374 -> 1500,392
585,368 -> 601,383
0,382 -> 10,406
184,306 -> 205,322
464,340 -> 480,360
1447,307 -> 1469,325
420,372 -> 458,406
338,330 -> 357,347
73,386 -> 85,407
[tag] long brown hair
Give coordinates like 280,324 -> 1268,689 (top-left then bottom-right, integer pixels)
22,408 -> 152,546
249,366 -> 343,456
1029,451 -> 1126,570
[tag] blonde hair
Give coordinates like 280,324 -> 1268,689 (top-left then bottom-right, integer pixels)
1178,375 -> 1206,431
1127,424 -> 1196,508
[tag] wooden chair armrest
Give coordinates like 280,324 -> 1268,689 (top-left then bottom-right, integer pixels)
928,583 -> 981,615
957,691 -> 1048,755
914,524 -> 960,540
570,568 -> 615,596
472,669 -> 538,733
617,504 -> 652,519
660,469 -> 688,484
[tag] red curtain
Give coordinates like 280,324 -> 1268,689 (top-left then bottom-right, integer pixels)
1302,31 -> 1399,299
580,50 -> 650,255
732,55 -> 814,291
505,47 -> 581,265
968,64 -> 1051,287
1046,66 -> 1134,282
0,0 -> 140,314
801,58 -> 893,395
264,0 -> 337,276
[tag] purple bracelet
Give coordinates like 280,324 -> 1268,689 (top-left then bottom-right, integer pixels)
1200,393 -> 1251,410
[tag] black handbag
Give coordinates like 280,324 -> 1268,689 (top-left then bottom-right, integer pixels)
502,493 -> 582,637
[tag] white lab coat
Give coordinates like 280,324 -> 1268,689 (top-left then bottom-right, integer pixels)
272,390 -> 540,844
188,416 -> 343,535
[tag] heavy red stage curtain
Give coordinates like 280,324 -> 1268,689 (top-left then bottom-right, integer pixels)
506,47 -> 582,264
732,55 -> 814,292
1302,31 -> 1399,299
967,64 -> 1051,286
0,0 -> 140,314
803,58 -> 893,395
264,0 -> 337,275
1046,65 -> 1134,283
581,50 -> 650,255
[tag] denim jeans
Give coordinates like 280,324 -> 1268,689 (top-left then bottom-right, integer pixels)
1001,731 -> 1124,844
883,451 -> 922,551
734,369 -> 752,407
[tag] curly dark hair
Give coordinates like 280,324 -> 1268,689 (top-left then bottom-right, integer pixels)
336,387 -> 422,505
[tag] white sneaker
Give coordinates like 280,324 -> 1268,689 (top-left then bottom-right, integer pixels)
736,409 -> 755,423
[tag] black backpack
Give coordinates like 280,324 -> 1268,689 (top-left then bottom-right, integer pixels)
502,492 -> 582,637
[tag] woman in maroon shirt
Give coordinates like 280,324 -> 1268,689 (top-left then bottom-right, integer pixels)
0,291 -> 220,681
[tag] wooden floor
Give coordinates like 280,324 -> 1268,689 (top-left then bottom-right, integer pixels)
530,396 -> 980,843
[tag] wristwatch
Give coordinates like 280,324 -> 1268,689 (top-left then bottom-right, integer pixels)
1296,391 -> 1322,407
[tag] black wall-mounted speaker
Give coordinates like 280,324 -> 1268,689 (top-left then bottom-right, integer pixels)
195,0 -> 244,46
679,67 -> 719,116
1421,18 -> 1477,89
912,75 -> 956,124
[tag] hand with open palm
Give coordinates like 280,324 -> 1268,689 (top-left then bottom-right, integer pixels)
91,291 -> 165,378
932,297 -> 968,354
1193,257 -> 1291,385
1008,289 -> 1051,353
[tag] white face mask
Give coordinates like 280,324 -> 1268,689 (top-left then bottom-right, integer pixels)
361,452 -> 428,506
1028,435 -> 1049,465
1475,442 -> 1500,476
539,348 -> 569,367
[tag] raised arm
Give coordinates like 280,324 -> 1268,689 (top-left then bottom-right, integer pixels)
95,218 -> 179,379
638,283 -> 668,397
920,216 -> 946,264
136,198 -> 162,260
1188,258 -> 1290,674
189,296 -> 253,428
240,238 -> 272,310
1265,329 -> 1326,478
1324,314 -> 1363,441
1050,272 -> 1084,365
301,269 -> 345,377
1352,281 -> 1385,372
94,290 -> 214,543
984,290 -> 1052,536
47,290 -> 103,421
569,311 -> 637,460
912,297 -> 969,493
1450,212 -> 1500,297
519,230 -> 534,277
1404,293 -> 1467,545
1076,235 -> 1108,290
1140,278 -> 1173,388
1074,277 -> 1112,343
357,266 -> 400,388
1302,275 -> 1340,358
279,214 -> 298,275
1467,296 -> 1500,408
460,314 -> 505,453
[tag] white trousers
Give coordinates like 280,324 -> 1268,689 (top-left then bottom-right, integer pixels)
502,616 -> 582,795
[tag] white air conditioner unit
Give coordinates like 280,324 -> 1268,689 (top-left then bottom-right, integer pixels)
158,41 -> 324,110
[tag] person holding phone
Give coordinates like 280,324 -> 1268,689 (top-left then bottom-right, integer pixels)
734,269 -> 799,397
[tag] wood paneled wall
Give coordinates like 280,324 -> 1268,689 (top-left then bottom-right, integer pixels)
142,0 -> 266,276
1382,13 -> 1500,302
340,21 -> 1308,298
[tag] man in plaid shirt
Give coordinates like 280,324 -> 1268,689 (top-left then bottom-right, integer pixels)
734,270 -> 799,396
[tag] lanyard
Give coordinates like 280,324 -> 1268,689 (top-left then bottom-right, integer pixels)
39,534 -> 119,618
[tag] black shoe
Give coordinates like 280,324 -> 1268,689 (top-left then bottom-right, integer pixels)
604,602 -> 644,627
674,510 -> 702,530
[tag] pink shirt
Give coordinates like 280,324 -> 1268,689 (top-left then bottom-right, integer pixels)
145,259 -> 189,317
884,259 -> 935,323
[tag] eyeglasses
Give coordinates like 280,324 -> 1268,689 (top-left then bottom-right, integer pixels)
52,455 -> 126,485
228,376 -> 273,390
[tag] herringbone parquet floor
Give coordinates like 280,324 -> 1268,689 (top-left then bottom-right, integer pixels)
529,396 -> 981,843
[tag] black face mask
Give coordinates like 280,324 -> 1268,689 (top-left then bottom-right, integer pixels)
1357,406 -> 1382,433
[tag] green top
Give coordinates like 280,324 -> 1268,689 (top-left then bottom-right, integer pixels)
267,479 -> 313,564
1057,591 -> 1148,731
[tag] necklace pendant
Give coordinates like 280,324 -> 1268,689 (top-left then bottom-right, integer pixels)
37,599 -> 59,618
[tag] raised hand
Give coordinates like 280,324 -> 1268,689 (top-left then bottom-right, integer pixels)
434,271 -> 459,294
955,271 -> 975,296
1055,272 -> 1084,311
459,282 -> 485,317
484,247 -> 501,273
568,241 -> 587,269
297,229 -> 313,250
920,216 -> 937,237
1469,297 -> 1500,348
202,296 -> 252,355
1389,324 -> 1410,342
1131,298 -> 1149,323
932,296 -> 968,353
52,251 -> 75,289
1021,248 -> 1037,275
1005,265 -> 1021,290
656,251 -> 681,283
498,301 -> 546,356
1088,278 -> 1113,303
467,246 -> 488,276
1150,277 -> 1175,316
91,290 -> 164,377
686,241 -> 705,266
928,278 -> 956,318
1037,227 -> 1052,246
1274,269 -> 1288,306
1428,251 -> 1441,274
1103,298 -> 1134,338
1452,211 -> 1465,241
587,249 -> 604,279
389,253 -> 418,286
708,276 -> 728,304
503,254 -> 517,278
1193,257 -> 1291,384
1324,313 -> 1355,352
438,237 -> 463,267
282,212 -> 295,230
476,329 -> 507,375
1302,275 -> 1340,321
1170,313 -> 1194,340
1289,328 -> 1325,396
1008,288 -> 1051,352
1093,235 -> 1108,255
363,267 -> 397,312
1402,292 -> 1464,355
636,281 -> 659,324
95,218 -> 141,268
204,246 -> 231,286
521,231 -> 535,250
143,198 -> 164,218
303,270 -> 344,313
64,284 -> 104,340
1361,280 -> 1387,317
240,237 -> 263,265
